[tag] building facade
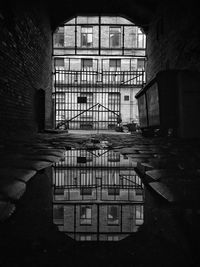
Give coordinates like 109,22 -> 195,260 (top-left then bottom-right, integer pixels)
53,16 -> 146,130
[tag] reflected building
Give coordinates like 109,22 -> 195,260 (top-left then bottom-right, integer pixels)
52,149 -> 144,241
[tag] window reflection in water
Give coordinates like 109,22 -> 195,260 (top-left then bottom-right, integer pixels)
52,149 -> 144,241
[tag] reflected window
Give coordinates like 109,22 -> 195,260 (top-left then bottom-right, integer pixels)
107,235 -> 119,241
80,235 -> 92,241
81,27 -> 93,47
108,188 -> 120,195
53,205 -> 64,224
80,205 -> 92,225
135,205 -> 144,225
77,156 -> 87,163
77,97 -> 87,104
107,206 -> 119,225
108,151 -> 120,162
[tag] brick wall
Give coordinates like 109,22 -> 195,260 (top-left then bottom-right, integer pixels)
0,3 -> 52,140
146,0 -> 200,81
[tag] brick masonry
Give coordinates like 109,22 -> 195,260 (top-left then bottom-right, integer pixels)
0,3 -> 52,140
146,0 -> 200,81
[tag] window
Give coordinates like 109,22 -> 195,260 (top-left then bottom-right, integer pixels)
107,206 -> 119,225
108,188 -> 120,195
109,59 -> 121,82
80,205 -> 92,225
109,27 -> 121,48
137,59 -> 145,70
54,27 -> 64,47
81,59 -> 93,81
137,28 -> 146,48
81,27 -> 93,47
81,59 -> 93,69
124,95 -> 129,101
109,59 -> 121,70
55,58 -> 64,67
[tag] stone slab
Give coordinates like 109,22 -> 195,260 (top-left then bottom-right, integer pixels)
23,155 -> 61,163
32,149 -> 65,157
136,162 -> 154,175
145,169 -> 183,182
0,178 -> 26,200
149,182 -> 176,203
116,148 -> 138,154
0,168 -> 36,183
9,160 -> 53,171
0,201 -> 15,221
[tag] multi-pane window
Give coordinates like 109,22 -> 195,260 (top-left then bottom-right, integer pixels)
109,27 -> 121,48
54,27 -> 64,47
81,27 -> 93,47
80,205 -> 92,225
107,206 -> 119,225
137,28 -> 146,48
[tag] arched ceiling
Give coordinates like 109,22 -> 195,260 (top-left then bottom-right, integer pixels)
3,0 -> 160,31
46,0 -> 159,31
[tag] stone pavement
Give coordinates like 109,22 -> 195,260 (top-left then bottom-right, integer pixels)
0,130 -> 200,227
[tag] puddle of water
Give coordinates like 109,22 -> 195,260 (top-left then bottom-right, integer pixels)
52,149 -> 144,242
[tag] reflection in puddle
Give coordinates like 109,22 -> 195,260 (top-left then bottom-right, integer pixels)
52,149 -> 144,241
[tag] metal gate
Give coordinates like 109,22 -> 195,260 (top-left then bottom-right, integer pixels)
53,69 -> 144,130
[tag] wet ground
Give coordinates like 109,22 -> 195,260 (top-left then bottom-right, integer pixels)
0,130 -> 200,266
